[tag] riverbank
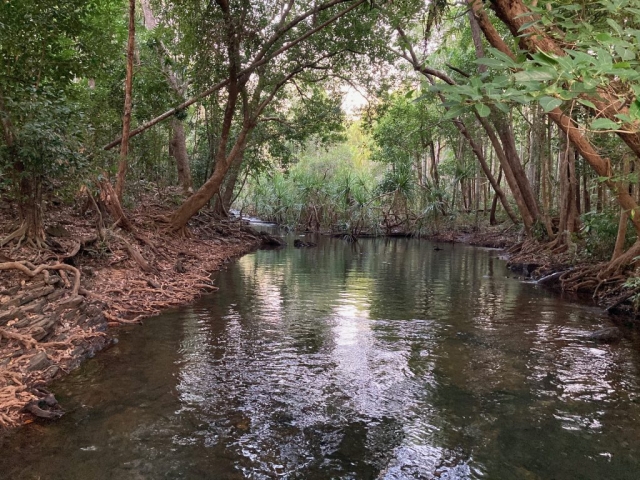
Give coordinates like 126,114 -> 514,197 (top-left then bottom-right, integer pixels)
427,226 -> 638,317
0,191 -> 263,429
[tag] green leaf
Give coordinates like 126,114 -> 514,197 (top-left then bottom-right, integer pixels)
629,99 -> 640,120
596,32 -> 613,42
533,51 -> 559,65
591,118 -> 620,130
475,103 -> 491,118
606,19 -> 623,35
518,19 -> 542,32
539,96 -> 562,112
578,99 -> 597,109
514,69 -> 556,82
486,47 -> 518,69
493,102 -> 510,114
615,113 -> 632,123
443,105 -> 467,120
475,57 -> 511,69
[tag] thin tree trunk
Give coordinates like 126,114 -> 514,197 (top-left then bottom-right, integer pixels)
19,174 -> 45,244
582,169 -> 590,213
407,60 -> 520,225
215,147 -> 247,216
612,158 -> 631,261
557,133 -> 578,245
492,113 -> 540,222
451,116 -> 519,223
115,0 -> 136,202
169,117 -> 193,193
490,167 -> 503,225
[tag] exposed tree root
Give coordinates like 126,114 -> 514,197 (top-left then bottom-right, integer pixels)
0,222 -> 27,248
0,187 -> 262,429
0,328 -> 38,349
0,261 -> 81,295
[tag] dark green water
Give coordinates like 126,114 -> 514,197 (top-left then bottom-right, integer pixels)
2,236 -> 640,479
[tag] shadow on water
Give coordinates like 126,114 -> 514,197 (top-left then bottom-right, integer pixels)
2,235 -> 640,479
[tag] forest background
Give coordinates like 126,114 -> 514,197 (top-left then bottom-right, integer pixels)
2,0 -> 640,296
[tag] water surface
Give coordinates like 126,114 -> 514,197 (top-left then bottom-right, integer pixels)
2,236 -> 640,479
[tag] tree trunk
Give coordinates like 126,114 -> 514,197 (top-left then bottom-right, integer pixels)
492,113 -> 540,222
612,158 -> 632,261
169,118 -> 193,193
169,122 -> 251,231
214,148 -> 246,217
451,117 -> 519,223
19,174 -> 45,244
490,167 -> 502,225
488,0 -> 640,160
415,68 -> 520,224
582,169 -> 591,213
557,133 -> 579,245
115,0 -> 136,203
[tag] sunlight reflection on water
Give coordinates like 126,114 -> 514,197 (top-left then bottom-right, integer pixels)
2,236 -> 640,479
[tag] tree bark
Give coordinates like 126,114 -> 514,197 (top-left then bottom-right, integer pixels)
115,0 -> 136,203
218,148 -> 247,215
140,0 -> 193,194
452,116 -> 519,224
557,132 -> 579,245
612,158 -> 631,261
491,113 -> 540,222
19,174 -> 45,243
490,167 -> 502,225
169,121 -> 251,231
169,118 -> 193,193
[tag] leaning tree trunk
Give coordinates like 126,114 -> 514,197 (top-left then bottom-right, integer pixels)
215,149 -> 246,217
115,0 -> 136,203
169,118 -> 193,194
169,122 -> 251,231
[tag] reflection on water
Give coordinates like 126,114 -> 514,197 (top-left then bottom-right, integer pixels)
2,236 -> 640,479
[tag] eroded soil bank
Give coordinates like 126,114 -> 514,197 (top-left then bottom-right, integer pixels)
0,193 -> 267,429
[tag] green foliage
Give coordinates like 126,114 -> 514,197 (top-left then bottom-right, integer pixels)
580,210 -> 634,260
0,0 -> 125,202
1,89 -> 86,177
433,0 -> 640,133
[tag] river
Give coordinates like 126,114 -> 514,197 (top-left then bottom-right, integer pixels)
2,235 -> 640,479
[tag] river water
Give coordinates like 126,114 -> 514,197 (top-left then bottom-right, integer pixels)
2,235 -> 640,479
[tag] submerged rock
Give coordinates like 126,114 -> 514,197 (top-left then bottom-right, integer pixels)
587,327 -> 623,344
294,239 -> 316,248
259,231 -> 286,247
